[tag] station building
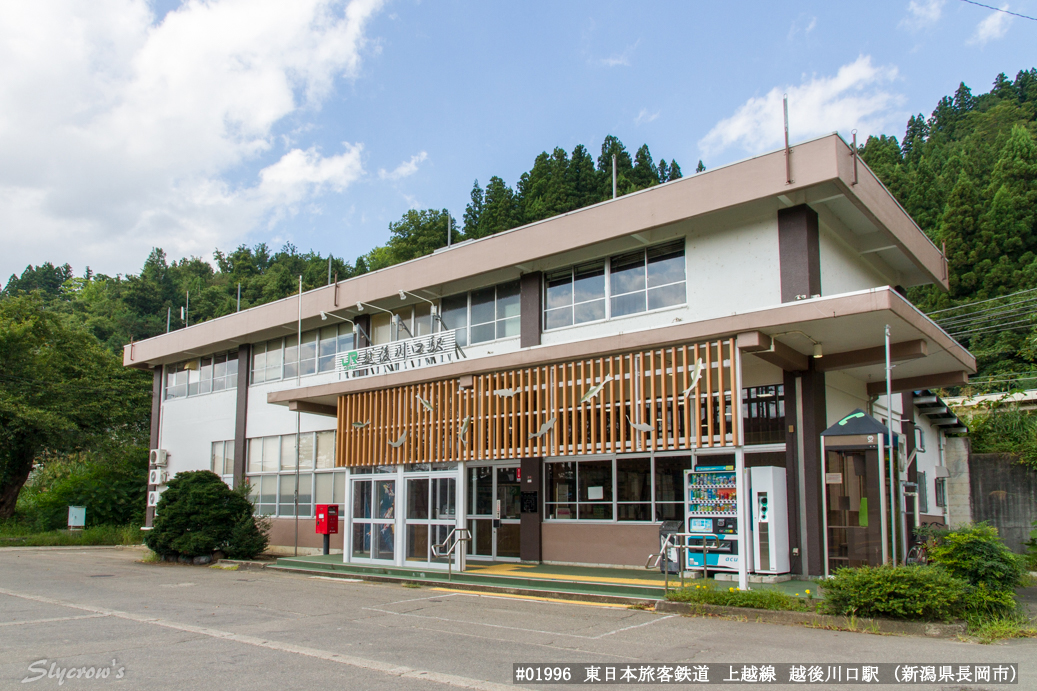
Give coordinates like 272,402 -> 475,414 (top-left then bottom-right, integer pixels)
124,134 -> 974,578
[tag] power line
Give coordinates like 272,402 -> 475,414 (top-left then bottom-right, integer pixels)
950,319 -> 1036,338
958,0 -> 1037,21
927,287 -> 1037,316
935,296 -> 1037,326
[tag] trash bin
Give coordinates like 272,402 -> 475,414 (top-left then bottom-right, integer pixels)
659,520 -> 683,574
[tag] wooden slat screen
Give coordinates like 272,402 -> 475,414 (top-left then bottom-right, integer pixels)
336,339 -> 739,467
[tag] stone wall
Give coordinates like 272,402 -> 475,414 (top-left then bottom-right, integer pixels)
944,436 -> 972,529
969,452 -> 1037,554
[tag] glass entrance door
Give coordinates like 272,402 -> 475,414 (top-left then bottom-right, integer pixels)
351,477 -> 396,561
405,476 -> 457,565
466,465 -> 522,560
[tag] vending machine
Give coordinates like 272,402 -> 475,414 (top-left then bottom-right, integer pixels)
684,461 -> 741,572
750,466 -> 790,574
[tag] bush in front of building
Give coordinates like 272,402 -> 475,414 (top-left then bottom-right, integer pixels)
144,471 -> 268,560
924,523 -> 1027,596
820,564 -> 968,621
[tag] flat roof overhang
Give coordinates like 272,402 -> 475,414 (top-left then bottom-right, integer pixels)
268,287 -> 975,412
123,133 -> 949,370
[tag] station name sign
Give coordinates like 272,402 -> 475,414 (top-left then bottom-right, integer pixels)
337,329 -> 465,378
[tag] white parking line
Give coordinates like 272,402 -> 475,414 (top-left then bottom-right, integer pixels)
0,586 -> 526,691
0,613 -> 108,627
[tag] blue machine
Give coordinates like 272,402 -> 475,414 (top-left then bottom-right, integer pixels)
684,465 -> 740,571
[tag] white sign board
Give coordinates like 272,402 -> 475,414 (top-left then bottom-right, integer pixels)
337,330 -> 464,378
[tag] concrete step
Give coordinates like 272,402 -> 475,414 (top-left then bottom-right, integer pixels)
267,557 -> 669,603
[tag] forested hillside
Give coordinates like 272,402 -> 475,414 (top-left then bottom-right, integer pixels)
860,68 -> 1037,388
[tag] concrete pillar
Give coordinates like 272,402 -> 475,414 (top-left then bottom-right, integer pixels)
944,436 -> 972,529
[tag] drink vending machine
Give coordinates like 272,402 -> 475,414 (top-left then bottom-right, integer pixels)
684,463 -> 741,571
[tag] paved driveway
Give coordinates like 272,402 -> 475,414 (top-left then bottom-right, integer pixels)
0,547 -> 1030,690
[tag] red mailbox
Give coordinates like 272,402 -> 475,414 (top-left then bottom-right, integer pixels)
315,504 -> 339,535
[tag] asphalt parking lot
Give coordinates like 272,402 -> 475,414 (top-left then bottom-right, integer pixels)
0,547 -> 1030,690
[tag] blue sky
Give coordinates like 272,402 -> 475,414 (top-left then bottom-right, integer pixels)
0,0 -> 1032,279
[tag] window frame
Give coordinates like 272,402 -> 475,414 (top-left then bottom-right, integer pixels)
245,431 -> 341,519
438,280 -> 522,347
165,351 -> 238,400
542,240 -> 687,332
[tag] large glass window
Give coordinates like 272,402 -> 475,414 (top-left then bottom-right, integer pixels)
251,324 -> 355,384
544,241 -> 686,330
244,431 -> 338,519
165,351 -> 238,400
439,280 -> 521,347
545,455 -> 693,522
210,440 -> 235,480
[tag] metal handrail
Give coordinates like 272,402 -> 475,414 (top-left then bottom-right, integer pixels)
646,532 -> 725,594
432,528 -> 471,581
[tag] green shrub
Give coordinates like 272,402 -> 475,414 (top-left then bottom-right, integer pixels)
667,583 -> 811,612
16,448 -> 147,530
1025,522 -> 1037,571
820,564 -> 967,621
144,471 -> 268,559
926,523 -> 1026,592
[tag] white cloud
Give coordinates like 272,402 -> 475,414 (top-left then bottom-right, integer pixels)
634,109 -> 659,126
698,55 -> 903,160
0,0 -> 384,278
900,0 -> 945,29
968,5 -> 1013,45
378,152 -> 428,181
787,15 -> 817,41
597,40 -> 639,68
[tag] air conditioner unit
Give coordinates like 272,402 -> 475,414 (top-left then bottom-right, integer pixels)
149,449 -> 168,467
147,490 -> 161,508
148,469 -> 168,486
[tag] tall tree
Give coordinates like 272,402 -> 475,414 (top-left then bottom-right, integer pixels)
462,180 -> 484,238
0,296 -> 149,518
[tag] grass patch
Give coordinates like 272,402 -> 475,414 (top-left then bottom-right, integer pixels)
0,523 -> 142,547
402,582 -> 422,589
666,583 -> 814,612
140,549 -> 162,563
967,614 -> 1037,644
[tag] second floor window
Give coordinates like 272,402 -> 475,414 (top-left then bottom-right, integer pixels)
165,351 -> 238,400
440,280 -> 520,347
544,240 -> 686,330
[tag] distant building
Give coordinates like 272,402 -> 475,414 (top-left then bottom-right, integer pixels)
125,134 -> 975,578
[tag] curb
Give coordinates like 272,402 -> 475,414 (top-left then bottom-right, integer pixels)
654,600 -> 967,638
0,544 -> 139,552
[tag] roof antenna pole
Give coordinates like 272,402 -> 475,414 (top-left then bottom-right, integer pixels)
328,256 -> 332,286
447,214 -> 452,247
166,306 -> 171,333
851,129 -> 859,186
783,94 -> 792,185
612,154 -> 617,199
236,283 -> 241,312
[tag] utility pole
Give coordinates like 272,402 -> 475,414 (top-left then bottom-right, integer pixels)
612,154 -> 617,199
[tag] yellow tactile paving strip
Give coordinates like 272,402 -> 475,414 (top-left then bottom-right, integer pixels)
464,562 -> 668,587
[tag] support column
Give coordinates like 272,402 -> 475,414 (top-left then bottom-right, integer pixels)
800,360 -> 827,576
777,204 -> 821,303
520,272 -> 542,348
233,345 -> 250,488
146,366 -> 162,527
782,370 -> 802,574
519,457 -> 542,562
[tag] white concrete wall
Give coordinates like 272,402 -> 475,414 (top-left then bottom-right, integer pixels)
818,223 -> 890,296
911,412 -> 946,522
158,389 -> 236,477
825,371 -> 871,427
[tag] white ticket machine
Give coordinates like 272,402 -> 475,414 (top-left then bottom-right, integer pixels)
750,466 -> 790,574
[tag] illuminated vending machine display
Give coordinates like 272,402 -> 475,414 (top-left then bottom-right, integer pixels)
684,462 -> 740,572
